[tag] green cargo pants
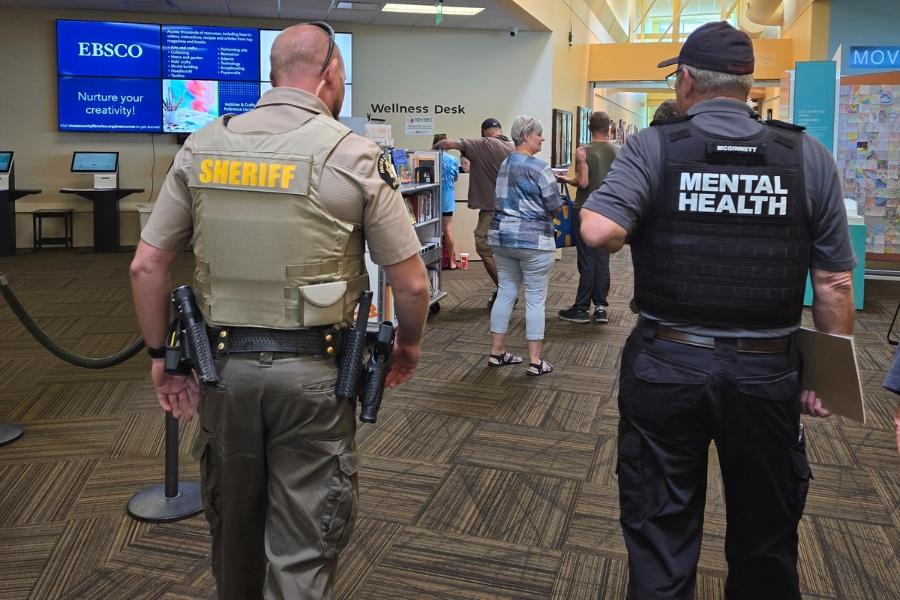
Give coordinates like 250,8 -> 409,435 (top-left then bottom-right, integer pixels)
193,351 -> 359,600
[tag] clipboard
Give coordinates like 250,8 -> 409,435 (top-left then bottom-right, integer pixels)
794,327 -> 866,423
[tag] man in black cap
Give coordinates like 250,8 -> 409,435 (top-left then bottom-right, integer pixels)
435,118 -> 514,307
579,21 -> 856,600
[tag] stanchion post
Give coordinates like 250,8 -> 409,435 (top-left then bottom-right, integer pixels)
165,411 -> 179,498
127,411 -> 204,523
0,423 -> 23,447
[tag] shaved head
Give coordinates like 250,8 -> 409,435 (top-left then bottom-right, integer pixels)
269,23 -> 346,116
271,24 -> 341,85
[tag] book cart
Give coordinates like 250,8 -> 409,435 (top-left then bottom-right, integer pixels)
364,149 -> 447,328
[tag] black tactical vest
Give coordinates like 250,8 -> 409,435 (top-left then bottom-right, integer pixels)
631,117 -> 811,328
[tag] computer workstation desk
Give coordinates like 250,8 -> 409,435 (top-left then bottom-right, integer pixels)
0,187 -> 41,256
0,151 -> 41,256
59,187 -> 144,253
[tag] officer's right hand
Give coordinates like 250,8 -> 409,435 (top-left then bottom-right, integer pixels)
385,341 -> 420,388
151,359 -> 200,420
800,389 -> 830,418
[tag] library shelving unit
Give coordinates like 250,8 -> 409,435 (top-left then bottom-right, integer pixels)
365,149 -> 447,327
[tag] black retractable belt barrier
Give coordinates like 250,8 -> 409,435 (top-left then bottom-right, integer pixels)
127,411 -> 203,523
0,273 -> 145,368
1,272 -> 202,521
1,272 -> 145,447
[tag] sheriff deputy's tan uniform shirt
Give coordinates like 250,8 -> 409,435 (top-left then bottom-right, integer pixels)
142,87 -> 421,267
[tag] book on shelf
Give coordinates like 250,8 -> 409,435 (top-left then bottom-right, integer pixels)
408,191 -> 434,224
391,148 -> 414,184
417,191 -> 434,222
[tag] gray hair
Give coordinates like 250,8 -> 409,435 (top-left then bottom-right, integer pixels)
510,115 -> 543,146
681,64 -> 753,100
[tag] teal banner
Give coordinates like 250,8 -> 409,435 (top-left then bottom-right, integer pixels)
792,61 -> 837,153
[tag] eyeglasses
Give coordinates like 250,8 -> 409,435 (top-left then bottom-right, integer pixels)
665,69 -> 680,89
307,21 -> 336,75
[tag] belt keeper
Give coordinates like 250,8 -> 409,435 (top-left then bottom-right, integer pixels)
209,326 -> 227,355
640,319 -> 657,342
322,328 -> 340,359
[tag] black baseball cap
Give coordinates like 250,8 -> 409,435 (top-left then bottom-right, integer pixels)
480,117 -> 502,131
657,21 -> 754,75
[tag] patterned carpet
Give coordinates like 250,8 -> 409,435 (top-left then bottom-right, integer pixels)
0,247 -> 898,599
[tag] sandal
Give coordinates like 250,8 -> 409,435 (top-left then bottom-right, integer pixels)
526,359 -> 554,376
488,352 -> 523,367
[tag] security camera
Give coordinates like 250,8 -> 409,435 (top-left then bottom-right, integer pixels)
509,27 -> 518,37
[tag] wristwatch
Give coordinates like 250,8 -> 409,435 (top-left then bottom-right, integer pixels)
146,345 -> 166,359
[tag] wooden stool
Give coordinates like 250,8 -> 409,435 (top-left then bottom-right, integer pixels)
33,209 -> 74,249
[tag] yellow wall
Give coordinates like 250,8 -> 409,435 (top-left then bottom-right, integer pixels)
588,38 -> 795,82
497,0 -> 604,144
496,1 -> 601,196
497,0 -> 612,42
781,0 -> 830,62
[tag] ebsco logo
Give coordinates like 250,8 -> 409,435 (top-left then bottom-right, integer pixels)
77,42 -> 144,58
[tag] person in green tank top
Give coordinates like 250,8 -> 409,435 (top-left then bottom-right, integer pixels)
556,111 -> 619,324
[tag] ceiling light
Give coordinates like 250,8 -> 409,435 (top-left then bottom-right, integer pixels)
332,1 -> 379,9
382,3 -> 485,16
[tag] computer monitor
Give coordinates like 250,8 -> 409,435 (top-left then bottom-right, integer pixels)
0,151 -> 13,173
71,151 -> 118,173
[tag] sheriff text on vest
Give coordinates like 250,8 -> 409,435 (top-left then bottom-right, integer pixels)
197,158 -> 298,190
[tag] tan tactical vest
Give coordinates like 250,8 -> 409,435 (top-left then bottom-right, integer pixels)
186,114 -> 368,329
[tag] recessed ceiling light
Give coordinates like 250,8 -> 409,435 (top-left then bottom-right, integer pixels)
382,3 -> 485,16
332,1 -> 379,9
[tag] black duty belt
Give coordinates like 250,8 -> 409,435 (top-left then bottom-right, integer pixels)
645,322 -> 791,354
209,326 -> 340,357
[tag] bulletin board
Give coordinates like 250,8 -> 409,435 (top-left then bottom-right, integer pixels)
836,83 -> 900,257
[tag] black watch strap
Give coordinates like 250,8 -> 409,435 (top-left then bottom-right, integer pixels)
146,345 -> 166,359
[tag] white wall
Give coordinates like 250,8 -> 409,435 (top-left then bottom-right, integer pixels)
0,8 -> 557,249
353,26 -> 553,153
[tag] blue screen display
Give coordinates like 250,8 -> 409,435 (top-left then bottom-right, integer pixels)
163,26 -> 260,81
219,81 -> 261,115
0,152 -> 12,173
57,20 -> 161,78
59,77 -> 162,132
72,152 -> 118,172
57,20 -> 351,132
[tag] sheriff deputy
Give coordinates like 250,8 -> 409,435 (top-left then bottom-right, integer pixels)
130,22 -> 429,600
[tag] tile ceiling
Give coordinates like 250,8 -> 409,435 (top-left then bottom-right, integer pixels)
1,0 -> 532,30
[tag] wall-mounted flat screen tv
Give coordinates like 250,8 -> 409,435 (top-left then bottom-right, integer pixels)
57,20 -> 352,133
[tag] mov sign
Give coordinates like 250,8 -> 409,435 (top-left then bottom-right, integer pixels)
849,46 -> 900,69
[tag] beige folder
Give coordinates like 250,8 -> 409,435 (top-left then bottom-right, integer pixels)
794,327 -> 866,423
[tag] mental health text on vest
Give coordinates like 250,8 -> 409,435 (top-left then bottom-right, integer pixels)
678,172 -> 790,216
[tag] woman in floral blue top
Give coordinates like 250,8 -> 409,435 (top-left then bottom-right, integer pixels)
487,115 -> 562,376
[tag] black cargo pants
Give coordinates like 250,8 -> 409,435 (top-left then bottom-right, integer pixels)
572,207 -> 611,310
616,325 -> 811,600
194,352 -> 358,600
